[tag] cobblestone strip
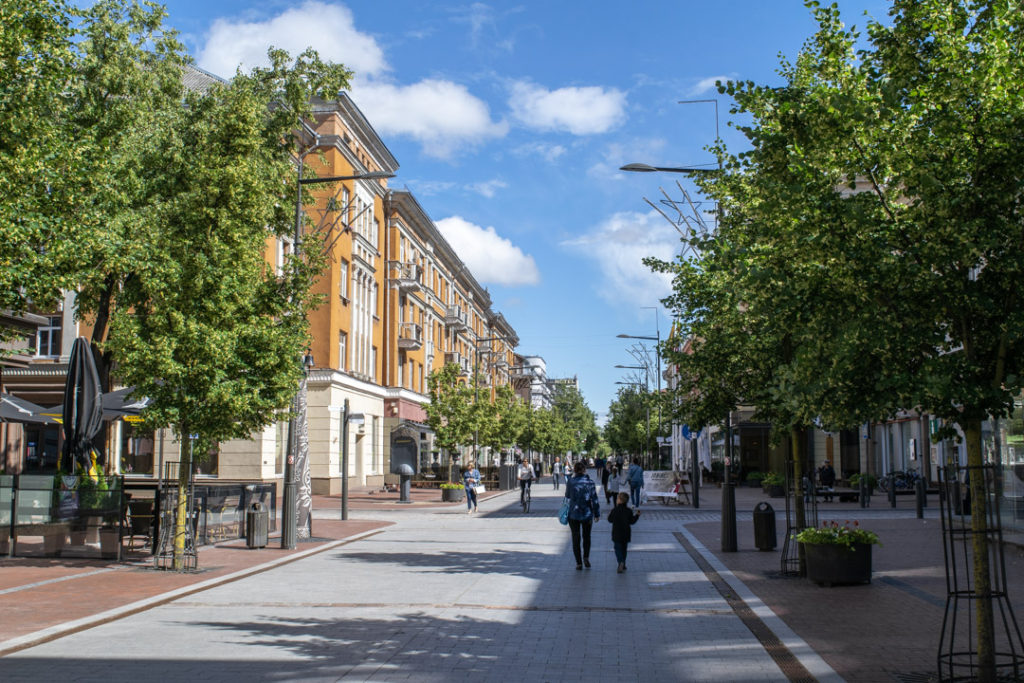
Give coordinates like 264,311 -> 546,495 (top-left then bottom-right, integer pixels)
673,530 -> 821,683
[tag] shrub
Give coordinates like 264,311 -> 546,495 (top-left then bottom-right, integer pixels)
794,520 -> 880,549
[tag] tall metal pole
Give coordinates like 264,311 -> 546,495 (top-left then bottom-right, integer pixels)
341,398 -> 349,520
721,410 -> 737,552
281,152 -> 304,550
691,435 -> 700,509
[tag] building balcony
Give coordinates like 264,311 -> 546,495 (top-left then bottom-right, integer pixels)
396,262 -> 422,293
444,352 -> 471,376
398,322 -> 423,350
443,306 -> 468,330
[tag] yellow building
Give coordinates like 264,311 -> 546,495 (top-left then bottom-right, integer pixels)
383,191 -> 518,470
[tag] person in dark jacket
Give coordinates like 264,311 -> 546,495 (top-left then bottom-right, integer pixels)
607,492 -> 640,573
564,461 -> 600,570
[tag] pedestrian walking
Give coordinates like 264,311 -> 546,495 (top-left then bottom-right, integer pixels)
552,457 -> 563,490
564,461 -> 600,570
818,460 -> 836,502
601,461 -> 612,504
627,457 -> 645,508
608,492 -> 640,573
463,461 -> 481,514
517,458 -> 535,506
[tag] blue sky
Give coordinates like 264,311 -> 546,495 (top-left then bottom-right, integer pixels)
153,0 -> 891,423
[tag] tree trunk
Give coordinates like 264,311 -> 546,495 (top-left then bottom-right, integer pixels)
791,426 -> 807,576
964,417 -> 995,682
172,431 -> 191,572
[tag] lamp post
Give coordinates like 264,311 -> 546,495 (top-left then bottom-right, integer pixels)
339,398 -> 365,520
615,365 -> 650,466
471,335 -> 507,465
619,160 -> 738,551
618,325 -> 662,467
282,127 -> 394,549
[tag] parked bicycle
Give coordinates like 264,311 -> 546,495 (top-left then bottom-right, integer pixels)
878,469 -> 921,492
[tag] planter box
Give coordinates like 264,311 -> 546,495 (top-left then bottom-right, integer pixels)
802,542 -> 873,586
441,488 -> 464,503
763,484 -> 785,498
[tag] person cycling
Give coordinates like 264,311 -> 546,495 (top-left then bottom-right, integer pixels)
517,459 -> 535,506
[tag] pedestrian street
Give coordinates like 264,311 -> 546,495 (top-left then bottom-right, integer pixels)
3,485 -> 839,682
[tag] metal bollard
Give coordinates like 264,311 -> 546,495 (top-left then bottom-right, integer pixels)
859,477 -> 867,508
915,478 -> 925,518
889,474 -> 897,508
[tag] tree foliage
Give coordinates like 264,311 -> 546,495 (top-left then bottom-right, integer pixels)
426,363 -> 476,455
0,0 -> 80,331
650,2 -> 1024,675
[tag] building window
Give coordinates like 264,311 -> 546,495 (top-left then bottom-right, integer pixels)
338,331 -> 347,371
32,315 -> 62,358
119,424 -> 155,475
194,442 -> 219,476
339,259 -> 349,301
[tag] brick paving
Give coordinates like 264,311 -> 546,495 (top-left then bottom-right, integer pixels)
684,484 -> 1024,683
3,478 -> 1024,681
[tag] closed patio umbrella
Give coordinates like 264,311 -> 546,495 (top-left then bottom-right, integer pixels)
61,337 -> 104,471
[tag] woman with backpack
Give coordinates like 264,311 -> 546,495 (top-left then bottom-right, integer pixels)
564,461 -> 600,570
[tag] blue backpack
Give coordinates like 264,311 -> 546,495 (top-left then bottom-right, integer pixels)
568,477 -> 598,520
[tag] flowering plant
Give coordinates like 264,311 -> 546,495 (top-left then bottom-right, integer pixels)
439,482 -> 463,490
794,520 -> 879,549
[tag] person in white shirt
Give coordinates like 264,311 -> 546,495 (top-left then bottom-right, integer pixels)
517,459 -> 535,505
552,457 -> 563,490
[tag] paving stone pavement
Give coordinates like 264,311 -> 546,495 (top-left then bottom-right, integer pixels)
1,485 -> 836,682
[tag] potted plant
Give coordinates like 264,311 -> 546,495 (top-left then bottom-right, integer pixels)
745,471 -> 765,488
762,472 -> 785,497
849,473 -> 878,494
795,520 -> 880,586
440,482 -> 464,503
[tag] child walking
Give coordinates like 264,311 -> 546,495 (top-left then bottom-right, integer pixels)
607,492 -> 640,573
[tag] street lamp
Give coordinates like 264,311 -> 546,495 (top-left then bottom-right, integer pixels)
282,125 -> 395,549
471,335 -> 508,466
619,160 -> 737,552
616,364 -> 651,466
339,398 -> 365,520
619,163 -> 717,174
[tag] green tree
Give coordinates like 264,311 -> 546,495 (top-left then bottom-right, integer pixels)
426,364 -> 476,477
0,0 -> 80,335
477,384 -> 528,460
551,384 -> 599,456
651,2 -> 1024,675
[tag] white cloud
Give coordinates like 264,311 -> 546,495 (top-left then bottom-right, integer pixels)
512,141 -> 567,163
562,211 -> 678,307
689,75 -> 731,96
195,3 -> 507,159
436,216 -> 540,287
469,179 -> 508,198
509,81 -> 626,135
197,1 -> 388,78
354,80 -> 509,159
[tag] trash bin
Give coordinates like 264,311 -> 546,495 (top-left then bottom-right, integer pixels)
246,502 -> 269,549
753,501 -> 776,551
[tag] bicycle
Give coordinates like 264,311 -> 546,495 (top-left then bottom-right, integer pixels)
878,470 -> 921,493
521,482 -> 531,513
